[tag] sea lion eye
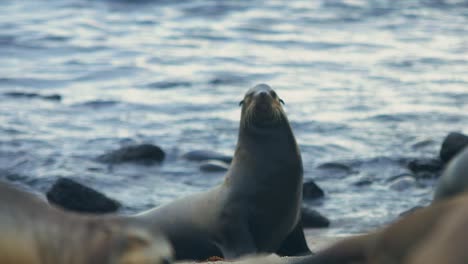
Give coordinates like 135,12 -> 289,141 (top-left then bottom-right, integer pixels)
270,91 -> 277,98
279,99 -> 285,105
239,100 -> 244,106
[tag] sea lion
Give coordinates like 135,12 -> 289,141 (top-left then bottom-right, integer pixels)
434,146 -> 468,201
127,84 -> 310,260
286,191 -> 468,264
0,181 -> 173,264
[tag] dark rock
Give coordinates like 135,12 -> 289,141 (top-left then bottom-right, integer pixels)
4,91 -> 62,101
46,178 -> 121,213
301,206 -> 330,228
407,158 -> 443,174
183,150 -> 232,163
440,132 -> 468,163
97,144 -> 165,165
353,179 -> 373,187
303,180 -> 325,200
4,91 -> 37,98
200,160 -> 229,172
411,139 -> 435,150
41,94 -> 62,101
316,162 -> 354,179
316,162 -> 352,172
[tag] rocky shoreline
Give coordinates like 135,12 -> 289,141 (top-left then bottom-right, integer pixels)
39,131 -> 468,231
1,131 -> 467,263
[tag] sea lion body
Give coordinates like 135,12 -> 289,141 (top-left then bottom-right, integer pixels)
133,188 -> 224,260
0,181 -> 173,264
286,144 -> 468,264
434,146 -> 468,201
130,84 -> 310,260
288,191 -> 468,264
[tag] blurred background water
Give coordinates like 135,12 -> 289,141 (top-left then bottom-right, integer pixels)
0,0 -> 467,236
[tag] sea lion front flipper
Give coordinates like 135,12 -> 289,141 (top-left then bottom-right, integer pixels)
219,221 -> 257,259
276,219 -> 311,256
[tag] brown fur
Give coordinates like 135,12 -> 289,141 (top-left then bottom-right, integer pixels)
290,192 -> 468,264
0,181 -> 173,264
405,200 -> 468,264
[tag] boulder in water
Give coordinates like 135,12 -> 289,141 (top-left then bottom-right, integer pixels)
97,144 -> 165,165
440,132 -> 468,163
46,178 -> 121,213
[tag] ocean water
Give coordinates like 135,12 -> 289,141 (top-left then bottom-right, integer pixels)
0,0 -> 467,236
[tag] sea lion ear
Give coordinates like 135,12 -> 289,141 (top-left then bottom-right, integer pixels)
239,100 -> 244,106
279,99 -> 285,105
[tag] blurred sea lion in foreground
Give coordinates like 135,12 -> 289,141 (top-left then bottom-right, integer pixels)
434,146 -> 468,201
125,84 -> 310,260
285,190 -> 468,263
276,143 -> 468,264
0,181 -> 173,264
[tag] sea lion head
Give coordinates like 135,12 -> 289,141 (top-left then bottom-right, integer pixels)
239,84 -> 286,130
89,225 -> 173,264
116,227 -> 173,264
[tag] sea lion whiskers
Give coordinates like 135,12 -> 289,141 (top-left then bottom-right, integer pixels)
241,103 -> 254,129
242,102 -> 263,129
272,107 -> 284,123
248,103 -> 257,128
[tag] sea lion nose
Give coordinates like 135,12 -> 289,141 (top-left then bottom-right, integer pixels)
258,91 -> 268,98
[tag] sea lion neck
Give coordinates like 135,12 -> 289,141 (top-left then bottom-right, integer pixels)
233,117 -> 300,168
237,117 -> 293,142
